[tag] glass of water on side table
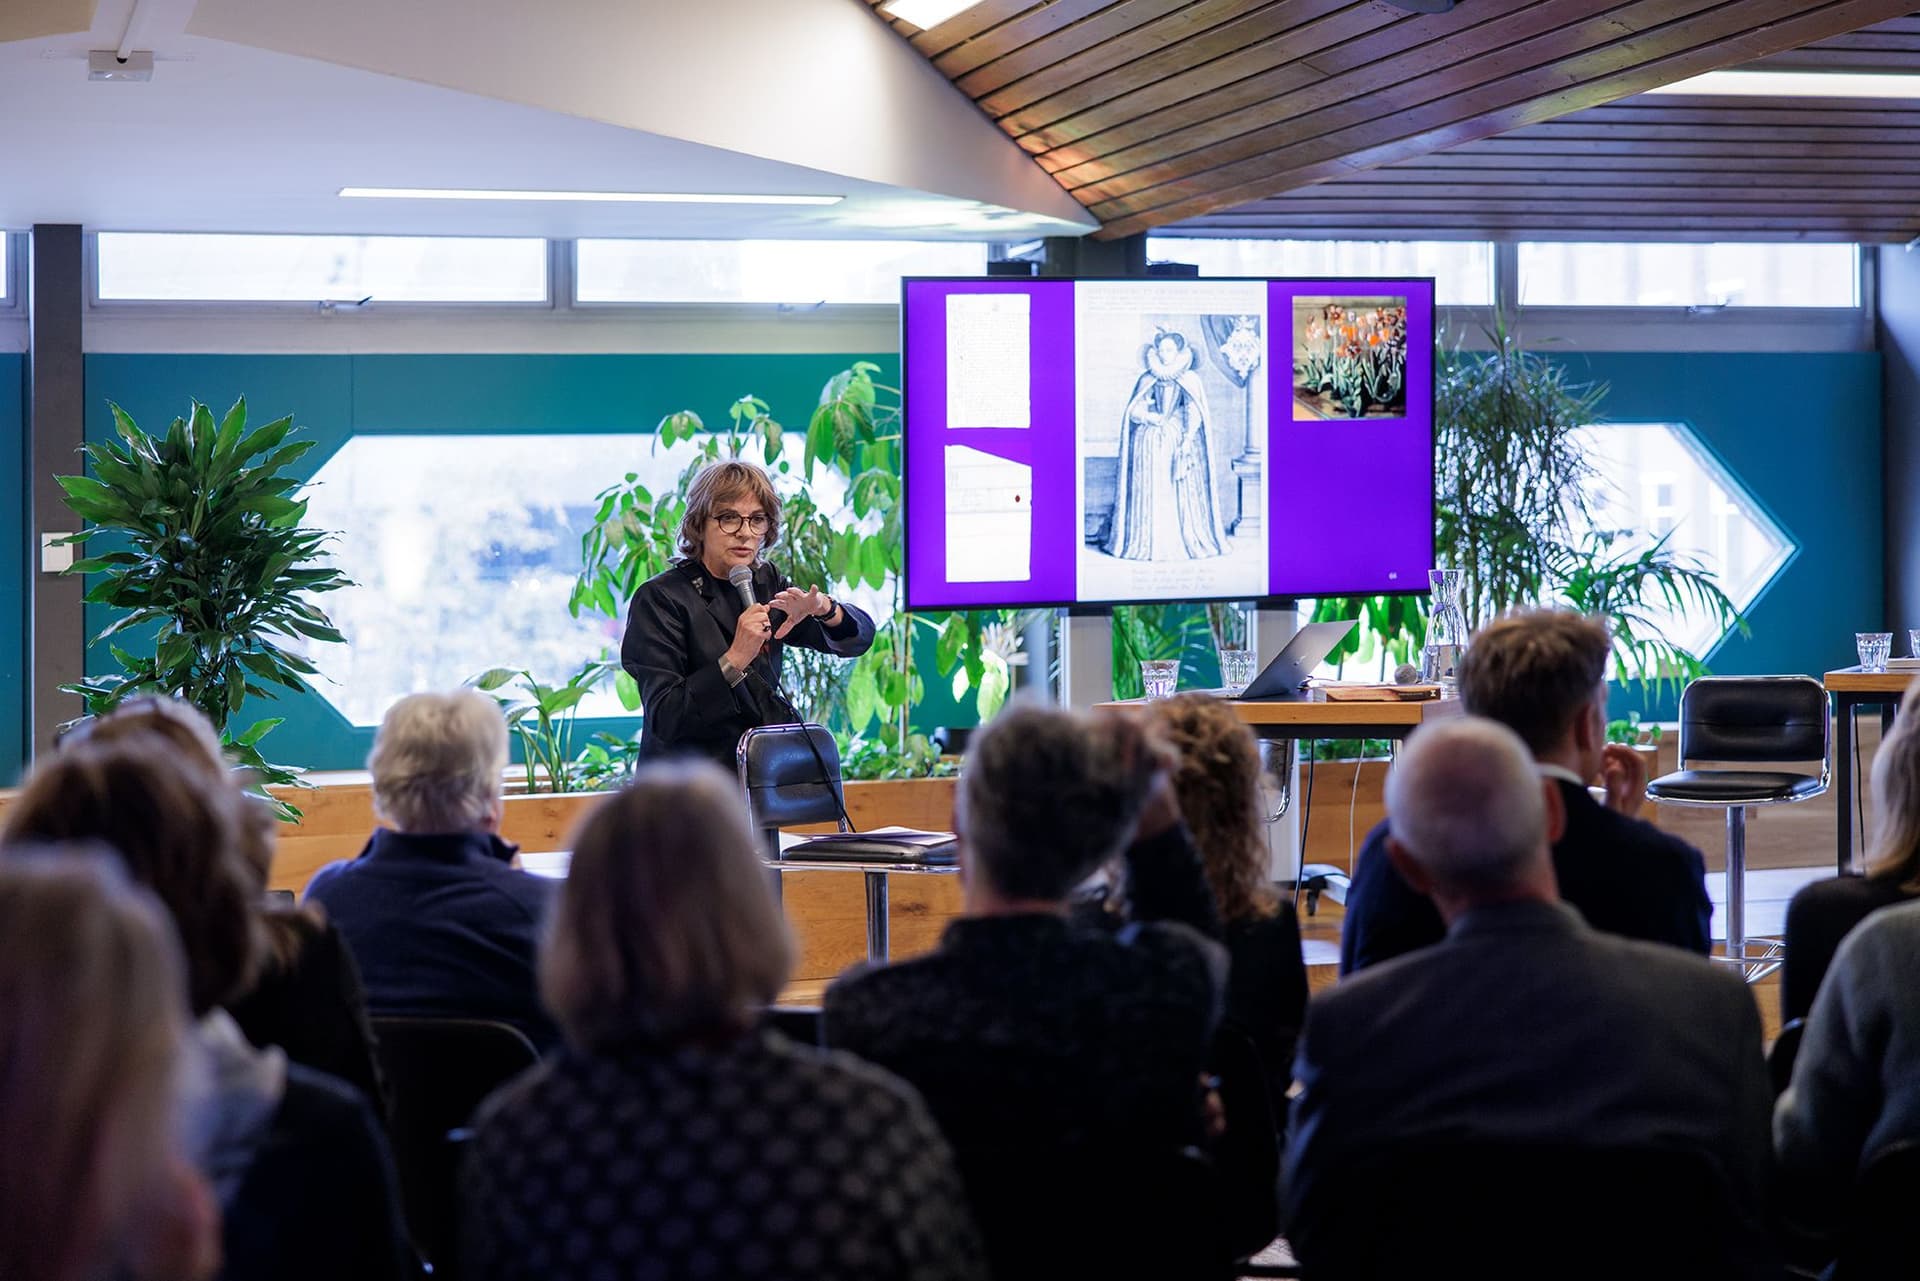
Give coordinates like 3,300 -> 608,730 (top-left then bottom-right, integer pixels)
1219,647 -> 1256,697
1140,660 -> 1179,700
1858,632 -> 1893,673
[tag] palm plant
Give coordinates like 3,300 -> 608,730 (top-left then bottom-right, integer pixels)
56,399 -> 349,815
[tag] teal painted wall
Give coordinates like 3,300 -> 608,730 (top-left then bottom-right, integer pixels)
68,347 -> 1880,772
0,354 -> 24,784
1567,352 -> 1882,722
81,354 -> 948,773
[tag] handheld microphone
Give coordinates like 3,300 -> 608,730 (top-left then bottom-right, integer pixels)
726,563 -> 786,633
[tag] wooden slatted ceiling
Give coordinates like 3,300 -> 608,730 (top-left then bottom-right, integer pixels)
867,0 -> 1920,239
1159,14 -> 1920,242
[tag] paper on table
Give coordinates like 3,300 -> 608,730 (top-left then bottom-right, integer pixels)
944,444 -> 1032,583
946,292 -> 1031,429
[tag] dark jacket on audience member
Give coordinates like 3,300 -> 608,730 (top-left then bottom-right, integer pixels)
1340,778 -> 1711,973
1780,873 -> 1917,1024
463,1029 -> 987,1281
227,911 -> 389,1120
1289,901 -> 1773,1249
222,1064 -> 414,1281
825,824 -> 1228,1280
305,828 -> 558,1048
1223,906 -> 1310,1112
1775,899 -> 1920,1239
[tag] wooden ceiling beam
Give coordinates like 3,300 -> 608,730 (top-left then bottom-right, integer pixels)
1091,0 -> 1920,237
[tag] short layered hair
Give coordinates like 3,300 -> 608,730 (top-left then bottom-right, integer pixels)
2,737 -> 260,1015
1457,609 -> 1612,756
676,459 -> 783,561
1387,717 -> 1548,894
958,702 -> 1162,902
369,690 -> 509,834
543,761 -> 794,1050
0,856 -> 191,1281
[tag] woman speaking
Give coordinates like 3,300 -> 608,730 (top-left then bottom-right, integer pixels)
621,460 -> 875,773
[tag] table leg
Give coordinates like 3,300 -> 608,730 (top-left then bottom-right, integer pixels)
864,869 -> 890,963
1835,698 -> 1855,876
1725,807 -> 1747,961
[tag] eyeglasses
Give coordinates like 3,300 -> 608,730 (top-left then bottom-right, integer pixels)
711,510 -> 770,535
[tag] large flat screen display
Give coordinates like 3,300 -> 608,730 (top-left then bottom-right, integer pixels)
902,276 -> 1435,610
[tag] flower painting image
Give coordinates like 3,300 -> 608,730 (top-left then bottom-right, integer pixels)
1292,296 -> 1408,421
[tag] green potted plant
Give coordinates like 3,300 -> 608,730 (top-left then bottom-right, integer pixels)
56,398 -> 350,816
569,362 -> 1021,779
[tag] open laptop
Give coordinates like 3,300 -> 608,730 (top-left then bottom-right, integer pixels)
1236,619 -> 1358,701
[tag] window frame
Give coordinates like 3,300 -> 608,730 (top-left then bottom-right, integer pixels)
1511,240 -> 1864,313
567,237 -> 995,311
85,231 -> 560,311
1145,234 -> 1499,308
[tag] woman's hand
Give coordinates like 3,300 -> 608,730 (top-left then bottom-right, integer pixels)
725,603 -> 774,671
769,585 -> 836,639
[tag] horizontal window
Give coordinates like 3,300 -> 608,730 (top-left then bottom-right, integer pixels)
95,233 -> 548,303
1,235 -> 8,303
574,239 -> 991,304
1517,242 -> 1859,309
1145,238 -> 1494,307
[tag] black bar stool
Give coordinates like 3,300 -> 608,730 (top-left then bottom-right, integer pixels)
1645,676 -> 1828,982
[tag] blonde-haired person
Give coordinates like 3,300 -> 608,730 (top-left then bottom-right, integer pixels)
70,696 -> 387,1115
1781,677 -> 1920,1023
1145,693 -> 1308,1117
0,855 -> 218,1281
621,457 -> 874,771
463,760 -> 986,1281
3,740 -> 413,1281
305,689 -> 558,1047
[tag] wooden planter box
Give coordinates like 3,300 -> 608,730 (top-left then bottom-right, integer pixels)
265,773 -> 967,985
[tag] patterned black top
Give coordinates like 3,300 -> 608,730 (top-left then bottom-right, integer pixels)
461,1029 -> 985,1281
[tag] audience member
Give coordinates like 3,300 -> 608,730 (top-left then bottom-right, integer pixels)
824,702 -> 1228,1280
1341,609 -> 1710,973
306,689 -> 557,1046
3,739 -> 413,1281
465,760 -> 984,1281
1780,677 -> 1920,1023
1775,897 -> 1920,1245
69,695 -> 386,1115
1147,692 -> 1308,1111
0,856 -> 218,1281
1286,718 -> 1772,1260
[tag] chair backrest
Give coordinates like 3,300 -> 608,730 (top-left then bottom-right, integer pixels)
1836,1139 -> 1920,1280
1679,676 -> 1829,766
370,1016 -> 540,1274
1291,1140 -> 1766,1281
737,722 -> 848,840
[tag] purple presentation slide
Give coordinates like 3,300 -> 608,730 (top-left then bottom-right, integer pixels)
902,276 -> 1434,611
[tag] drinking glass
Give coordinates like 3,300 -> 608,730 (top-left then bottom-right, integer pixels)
1909,628 -> 1920,658
1140,660 -> 1178,700
1219,647 -> 1256,696
1857,632 -> 1892,673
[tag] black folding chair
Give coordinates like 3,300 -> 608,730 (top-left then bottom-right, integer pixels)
370,1016 -> 540,1278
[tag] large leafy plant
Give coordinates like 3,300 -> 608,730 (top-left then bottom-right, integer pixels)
570,362 -> 1017,775
56,399 -> 349,813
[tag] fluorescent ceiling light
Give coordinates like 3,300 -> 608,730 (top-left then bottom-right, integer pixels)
878,0 -> 987,30
339,187 -> 843,206
1644,70 -> 1920,99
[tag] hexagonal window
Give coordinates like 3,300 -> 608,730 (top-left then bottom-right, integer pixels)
299,433 -> 677,726
299,432 -> 871,727
1569,421 -> 1795,658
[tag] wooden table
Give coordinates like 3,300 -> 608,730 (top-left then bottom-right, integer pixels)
1097,688 -> 1463,744
1825,668 -> 1917,875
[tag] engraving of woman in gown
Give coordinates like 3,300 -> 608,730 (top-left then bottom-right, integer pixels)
1104,329 -> 1229,561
